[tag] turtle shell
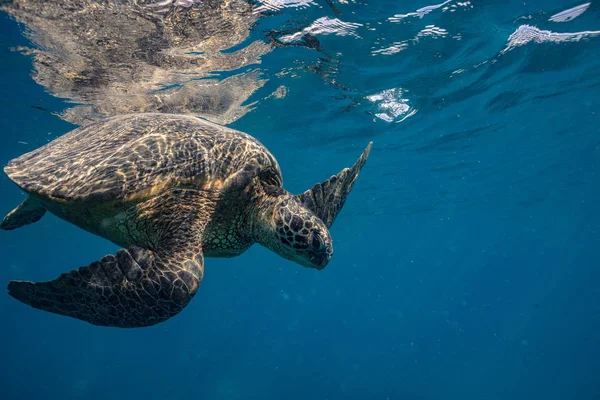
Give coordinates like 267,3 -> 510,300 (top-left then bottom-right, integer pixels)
4,113 -> 282,204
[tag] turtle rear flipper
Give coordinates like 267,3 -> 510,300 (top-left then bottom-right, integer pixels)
8,244 -> 204,328
0,196 -> 46,231
8,188 -> 211,328
295,142 -> 372,228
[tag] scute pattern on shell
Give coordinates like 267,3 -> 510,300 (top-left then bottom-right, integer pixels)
4,113 -> 282,204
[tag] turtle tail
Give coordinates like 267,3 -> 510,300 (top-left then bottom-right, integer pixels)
0,196 -> 46,231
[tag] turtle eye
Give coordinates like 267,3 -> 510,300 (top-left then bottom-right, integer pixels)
311,231 -> 321,250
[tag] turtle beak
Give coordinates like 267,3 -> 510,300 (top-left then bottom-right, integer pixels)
295,240 -> 331,270
310,251 -> 331,270
308,230 -> 333,270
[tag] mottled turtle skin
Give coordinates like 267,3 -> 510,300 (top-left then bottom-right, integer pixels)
1,113 -> 371,328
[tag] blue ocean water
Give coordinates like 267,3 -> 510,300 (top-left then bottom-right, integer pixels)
1,0 -> 599,399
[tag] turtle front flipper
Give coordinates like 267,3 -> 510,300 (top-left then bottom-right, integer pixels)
295,142 -> 372,228
0,196 -> 46,231
8,245 -> 204,328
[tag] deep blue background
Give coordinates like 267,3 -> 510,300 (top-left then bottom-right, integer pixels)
1,1 -> 599,399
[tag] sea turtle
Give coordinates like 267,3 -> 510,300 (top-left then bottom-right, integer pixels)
1,113 -> 371,328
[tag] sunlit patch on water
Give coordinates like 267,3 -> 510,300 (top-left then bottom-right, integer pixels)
366,88 -> 417,124
416,25 -> 448,39
253,0 -> 316,14
501,24 -> 600,54
371,41 -> 408,56
279,17 -> 363,44
388,0 -> 472,22
548,2 -> 591,23
388,0 -> 452,21
371,25 -> 448,56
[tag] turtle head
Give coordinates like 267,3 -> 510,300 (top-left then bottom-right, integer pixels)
254,187 -> 332,270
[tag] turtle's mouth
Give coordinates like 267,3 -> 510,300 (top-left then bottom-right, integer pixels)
307,250 -> 332,270
286,251 -> 331,270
